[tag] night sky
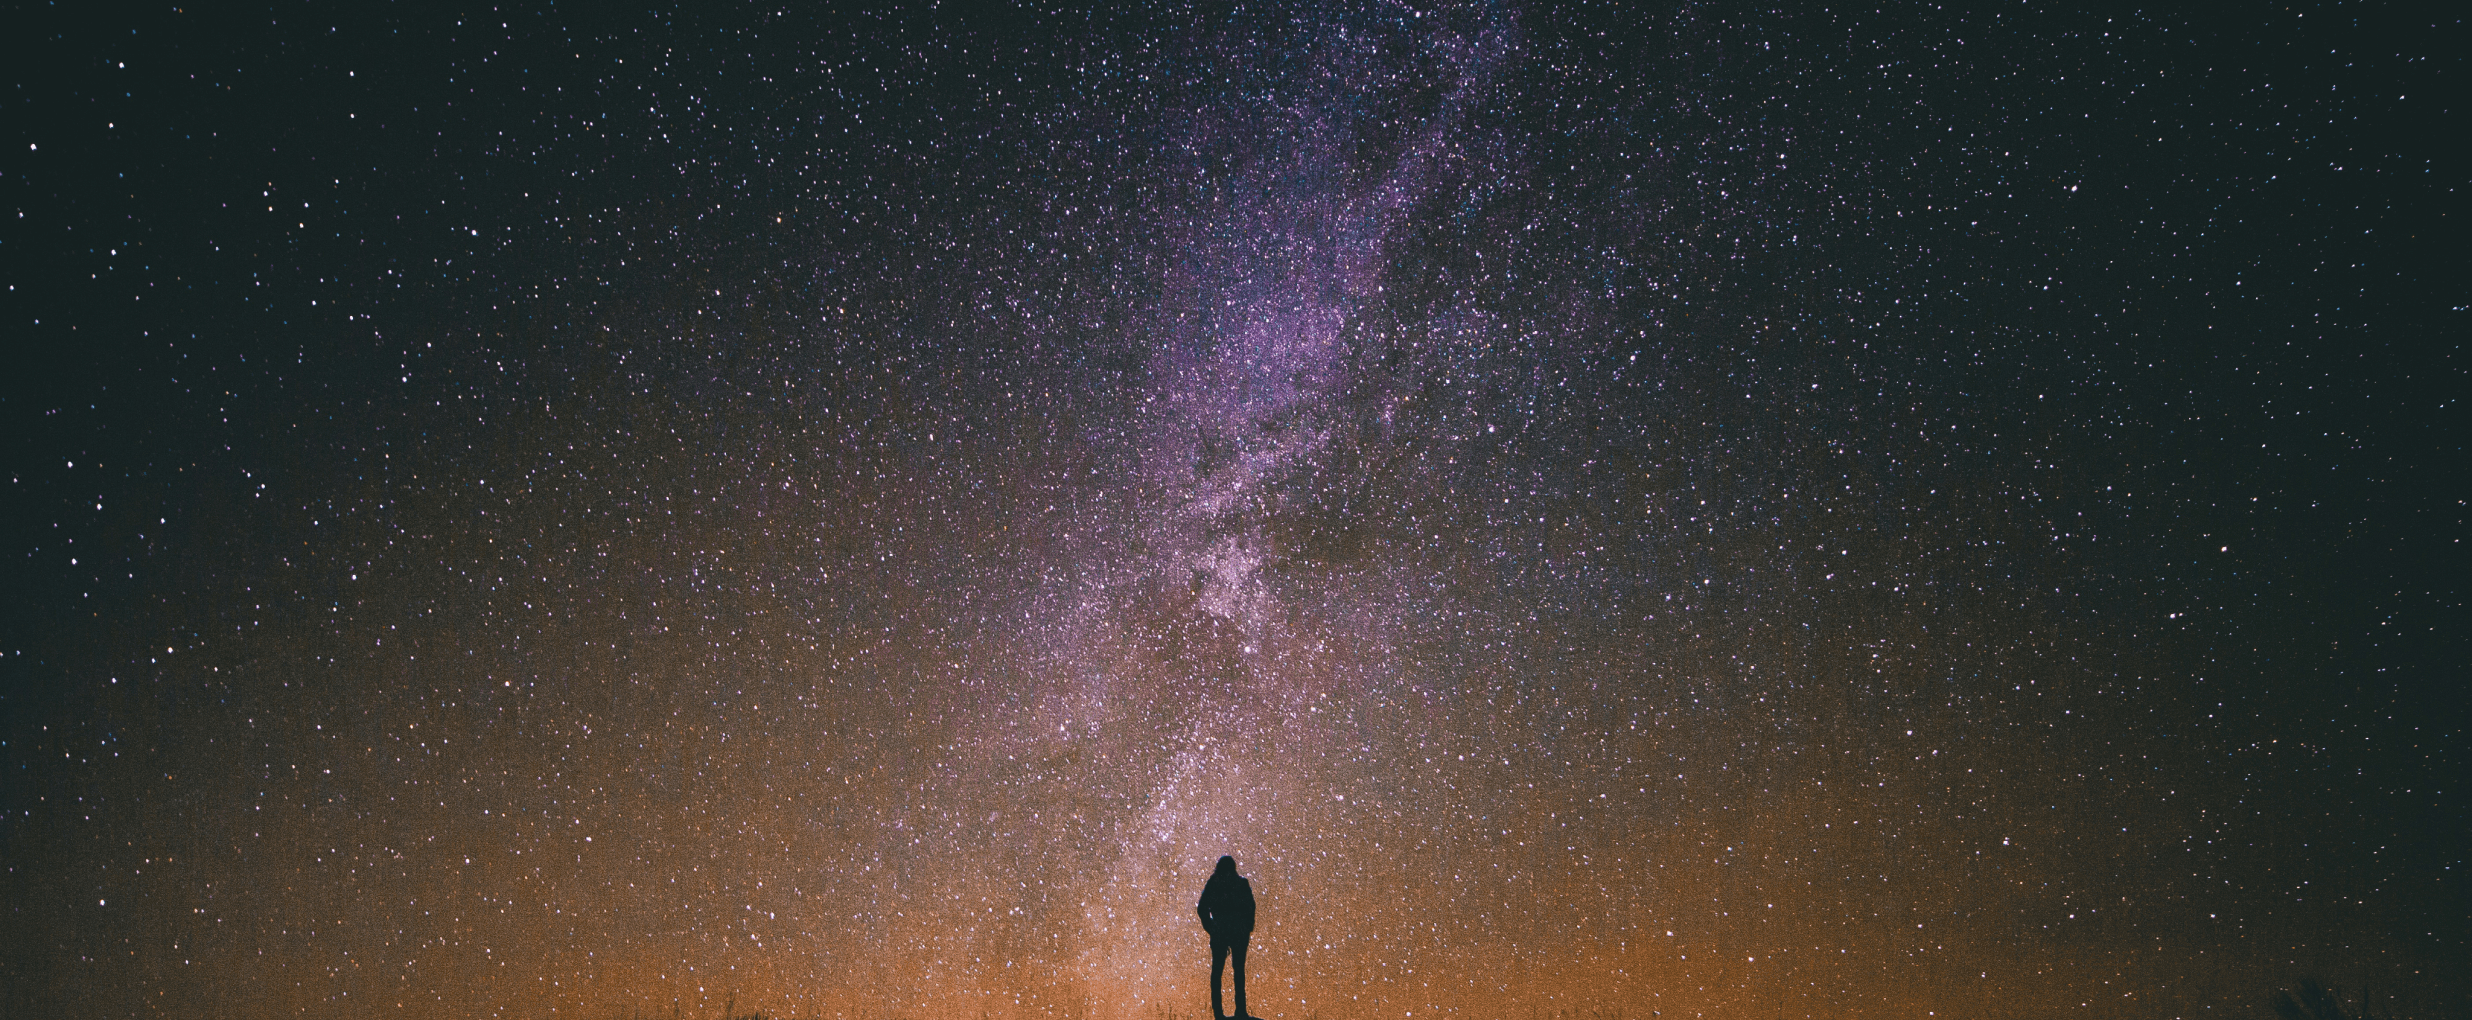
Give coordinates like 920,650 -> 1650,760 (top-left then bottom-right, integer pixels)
3,3 -> 2460,1019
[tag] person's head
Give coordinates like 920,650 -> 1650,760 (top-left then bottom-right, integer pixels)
1215,855 -> 1238,876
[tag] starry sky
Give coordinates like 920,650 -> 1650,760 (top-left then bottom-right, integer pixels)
2,3 -> 2460,1019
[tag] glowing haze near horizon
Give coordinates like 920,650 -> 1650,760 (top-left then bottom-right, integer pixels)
3,4 -> 2459,1019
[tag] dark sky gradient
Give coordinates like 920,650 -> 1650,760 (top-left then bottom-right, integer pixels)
3,4 -> 2460,1019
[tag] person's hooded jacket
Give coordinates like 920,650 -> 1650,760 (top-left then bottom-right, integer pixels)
1197,856 -> 1255,941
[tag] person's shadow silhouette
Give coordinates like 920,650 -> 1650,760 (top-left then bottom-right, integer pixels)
1196,855 -> 1256,1020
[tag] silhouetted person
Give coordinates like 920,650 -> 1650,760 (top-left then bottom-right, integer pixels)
1196,855 -> 1256,1020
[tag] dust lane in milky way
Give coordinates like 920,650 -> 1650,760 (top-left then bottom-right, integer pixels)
2,3 -> 2458,1020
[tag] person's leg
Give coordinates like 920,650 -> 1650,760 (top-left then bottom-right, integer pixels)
1211,940 -> 1231,1020
1231,938 -> 1249,1020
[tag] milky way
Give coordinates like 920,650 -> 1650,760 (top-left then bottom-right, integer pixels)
4,4 -> 2459,1020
